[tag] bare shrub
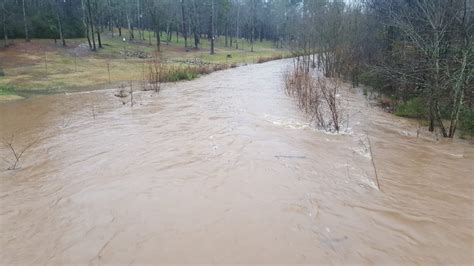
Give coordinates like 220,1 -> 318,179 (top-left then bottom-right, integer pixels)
114,84 -> 128,98
90,103 -> 96,119
145,54 -> 162,93
2,135 -> 38,170
377,96 -> 397,113
129,80 -> 134,107
283,60 -> 345,133
318,77 -> 343,132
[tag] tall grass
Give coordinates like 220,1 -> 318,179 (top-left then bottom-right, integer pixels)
256,54 -> 284,64
158,64 -> 231,82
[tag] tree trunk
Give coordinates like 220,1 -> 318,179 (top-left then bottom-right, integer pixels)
225,22 -> 228,47
235,3 -> 240,50
165,22 -> 169,44
176,23 -> 179,43
95,0 -> 102,49
448,51 -> 469,138
126,13 -> 134,40
250,0 -> 255,52
435,102 -> 448,137
81,0 -> 92,49
86,0 -> 96,51
56,0 -> 66,46
155,29 -> 160,51
429,103 -> 435,132
251,27 -> 254,52
191,0 -> 200,48
136,0 -> 142,40
148,28 -> 151,45
193,29 -> 200,49
181,0 -> 188,49
107,0 -> 114,37
149,7 -> 160,51
97,28 -> 102,48
2,0 -> 7,47
57,13 -> 65,46
21,0 -> 29,42
210,0 -> 215,54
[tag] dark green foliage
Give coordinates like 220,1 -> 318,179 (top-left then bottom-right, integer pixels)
162,69 -> 198,82
459,107 -> 474,138
28,14 -> 83,39
0,85 -> 15,95
359,70 -> 385,91
30,13 -> 59,39
395,98 -> 426,118
1,0 -> 84,39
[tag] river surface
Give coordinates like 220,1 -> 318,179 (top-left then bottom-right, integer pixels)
1,60 -> 473,265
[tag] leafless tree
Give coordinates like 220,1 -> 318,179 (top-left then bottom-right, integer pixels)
318,77 -> 344,133
146,54 -> 162,93
387,0 -> 473,137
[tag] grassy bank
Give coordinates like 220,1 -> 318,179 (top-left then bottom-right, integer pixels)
0,31 -> 289,100
0,85 -> 24,101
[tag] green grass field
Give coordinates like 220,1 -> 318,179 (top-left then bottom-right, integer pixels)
0,31 -> 288,101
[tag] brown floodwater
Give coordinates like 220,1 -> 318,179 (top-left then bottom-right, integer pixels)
1,60 -> 473,265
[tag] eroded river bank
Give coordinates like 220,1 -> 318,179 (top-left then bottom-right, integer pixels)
1,60 -> 473,264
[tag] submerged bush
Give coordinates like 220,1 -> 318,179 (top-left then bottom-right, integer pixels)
395,97 -> 426,118
283,60 -> 344,133
377,96 -> 398,113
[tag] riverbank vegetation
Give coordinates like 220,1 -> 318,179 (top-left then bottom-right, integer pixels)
282,0 -> 472,139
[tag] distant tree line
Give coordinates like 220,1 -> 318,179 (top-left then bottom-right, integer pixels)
1,0 -> 299,51
1,0 -> 84,43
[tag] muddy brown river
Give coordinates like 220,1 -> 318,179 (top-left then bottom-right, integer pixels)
1,60 -> 473,264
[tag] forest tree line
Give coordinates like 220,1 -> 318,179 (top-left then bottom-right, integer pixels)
1,0 -> 294,52
287,0 -> 473,138
1,0 -> 473,137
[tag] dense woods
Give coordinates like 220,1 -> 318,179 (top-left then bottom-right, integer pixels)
286,0 -> 473,138
1,0 -> 287,50
1,0 -> 472,137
